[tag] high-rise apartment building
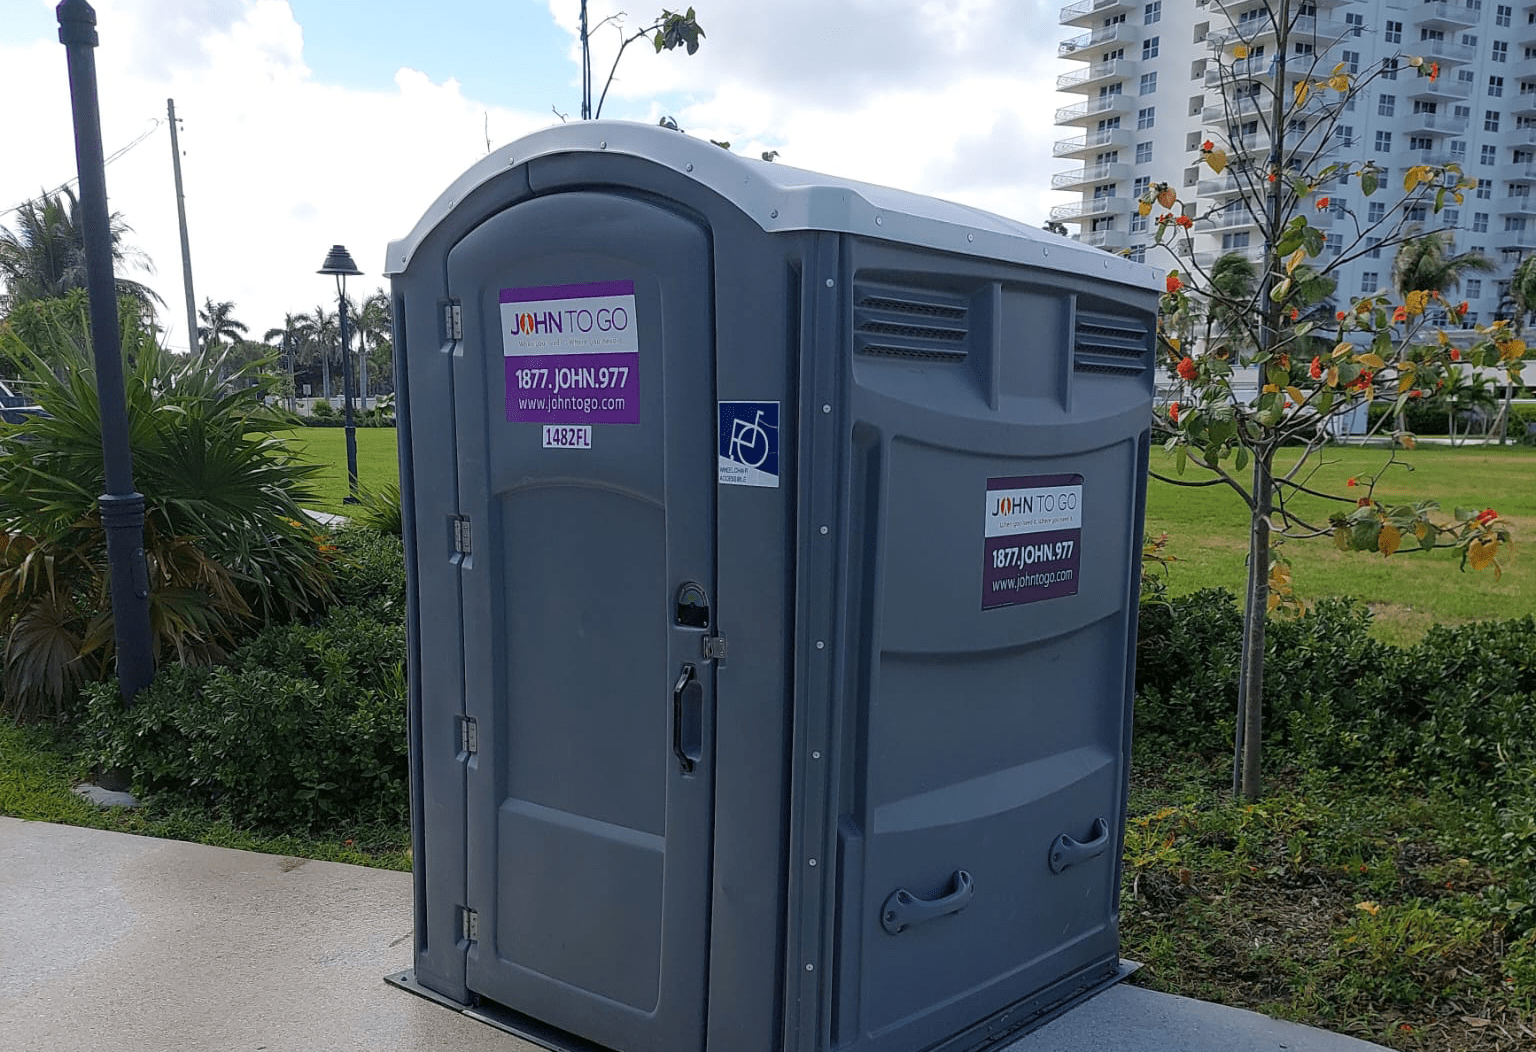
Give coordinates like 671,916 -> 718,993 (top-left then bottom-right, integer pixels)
1051,0 -> 1534,329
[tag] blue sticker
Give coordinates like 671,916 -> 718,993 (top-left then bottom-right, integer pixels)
718,401 -> 779,488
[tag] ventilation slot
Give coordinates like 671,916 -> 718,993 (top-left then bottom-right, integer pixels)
854,286 -> 969,362
1074,311 -> 1149,375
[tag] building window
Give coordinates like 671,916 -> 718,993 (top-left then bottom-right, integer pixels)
1409,136 -> 1433,151
1497,4 -> 1512,27
1491,76 -> 1505,98
1092,183 -> 1118,199
1133,175 -> 1150,196
1494,41 -> 1509,62
1330,197 -> 1347,215
1368,201 -> 1386,224
1451,140 -> 1467,162
1406,204 -> 1427,222
1222,232 -> 1251,250
1142,36 -> 1160,59
1368,237 -> 1382,258
1461,311 -> 1478,329
1505,216 -> 1526,232
1378,94 -> 1395,117
1136,141 -> 1153,163
1128,246 -> 1146,263
1140,72 -> 1157,95
1294,41 -> 1313,55
1130,211 -> 1148,233
1144,1 -> 1160,24
1459,69 -> 1475,86
1467,278 -> 1483,299
1384,21 -> 1401,44
1361,271 -> 1378,293
1455,104 -> 1472,120
1382,58 -> 1398,81
1414,100 -> 1438,115
1325,233 -> 1343,255
1346,12 -> 1364,36
1442,208 -> 1460,227
1336,125 -> 1354,145
1486,111 -> 1502,132
1482,144 -> 1499,165
1342,50 -> 1360,74
1138,106 -> 1156,129
1478,179 -> 1493,199
1375,130 -> 1393,151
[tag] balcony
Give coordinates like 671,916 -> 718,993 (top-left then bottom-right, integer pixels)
1049,197 -> 1132,224
1504,128 -> 1536,149
1078,228 -> 1131,250
1499,195 -> 1536,215
1407,75 -> 1472,102
1402,147 -> 1460,167
1504,164 -> 1536,184
1205,54 -> 1272,86
1058,22 -> 1140,60
1198,171 -> 1252,198
1206,14 -> 1347,48
1491,226 -> 1536,248
1403,110 -> 1470,136
1206,208 -> 1260,231
1052,127 -> 1134,158
1056,58 -> 1135,94
1052,161 -> 1131,191
1054,94 -> 1134,126
1417,1 -> 1479,29
1512,93 -> 1536,119
1416,38 -> 1477,66
1059,0 -> 1132,29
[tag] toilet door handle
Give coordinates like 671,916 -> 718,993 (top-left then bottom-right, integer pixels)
672,664 -> 702,772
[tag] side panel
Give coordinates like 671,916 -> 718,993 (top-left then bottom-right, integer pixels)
448,191 -> 717,1052
825,239 -> 1156,1052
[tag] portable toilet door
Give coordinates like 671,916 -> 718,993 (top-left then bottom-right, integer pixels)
445,189 -> 719,1052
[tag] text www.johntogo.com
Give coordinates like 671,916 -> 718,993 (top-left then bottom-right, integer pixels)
516,395 -> 627,414
991,568 -> 1075,592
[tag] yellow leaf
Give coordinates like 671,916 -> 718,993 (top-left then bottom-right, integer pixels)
1504,338 -> 1527,359
1454,192 -> 1464,205
1328,74 -> 1350,92
1234,43 -> 1249,60
1267,592 -> 1282,612
1286,386 -> 1305,404
1157,187 -> 1178,208
1262,383 -> 1279,394
1332,341 -> 1353,359
1294,80 -> 1311,107
1205,148 -> 1228,174
1398,373 -> 1415,394
1357,900 -> 1382,915
1401,433 -> 1417,450
1332,61 -> 1349,76
1287,248 -> 1306,275
1469,538 -> 1500,571
1358,352 -> 1386,369
1334,527 -> 1351,551
1327,366 -> 1339,387
1406,289 -> 1431,315
1168,336 -> 1181,353
1378,524 -> 1402,557
1415,521 -> 1431,540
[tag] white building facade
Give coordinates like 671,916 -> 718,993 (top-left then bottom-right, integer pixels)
1052,0 -> 1536,328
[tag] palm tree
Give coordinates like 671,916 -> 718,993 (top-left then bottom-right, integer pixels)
352,290 -> 392,409
263,312 -> 309,411
1391,229 -> 1495,300
306,305 -> 338,401
197,298 -> 248,356
1493,255 -> 1536,443
0,188 -> 160,315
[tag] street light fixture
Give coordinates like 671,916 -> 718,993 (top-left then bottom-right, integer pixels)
318,244 -> 362,504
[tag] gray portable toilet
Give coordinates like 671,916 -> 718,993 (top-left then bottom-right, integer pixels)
385,120 -> 1159,1052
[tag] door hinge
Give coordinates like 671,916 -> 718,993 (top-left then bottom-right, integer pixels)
445,302 -> 463,341
453,515 -> 472,555
701,635 -> 728,661
459,715 -> 478,756
460,906 -> 479,942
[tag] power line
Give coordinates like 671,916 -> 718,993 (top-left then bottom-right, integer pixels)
0,118 -> 163,220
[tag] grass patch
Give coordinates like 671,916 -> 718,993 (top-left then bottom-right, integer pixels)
0,715 -> 410,871
1123,759 -> 1536,1051
1147,445 -> 1536,645
270,427 -> 400,514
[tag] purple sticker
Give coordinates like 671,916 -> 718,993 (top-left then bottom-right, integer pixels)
501,281 -> 640,425
982,475 -> 1083,609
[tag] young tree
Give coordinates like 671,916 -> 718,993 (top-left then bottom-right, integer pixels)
1143,0 -> 1523,799
0,188 -> 160,317
576,3 -> 704,120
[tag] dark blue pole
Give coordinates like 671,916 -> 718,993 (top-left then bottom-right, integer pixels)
57,0 -> 155,703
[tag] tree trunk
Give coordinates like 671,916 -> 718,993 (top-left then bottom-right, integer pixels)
322,353 -> 331,401
1235,453 -> 1272,802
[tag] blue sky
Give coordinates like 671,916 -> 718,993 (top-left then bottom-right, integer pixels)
1,0 -> 1065,349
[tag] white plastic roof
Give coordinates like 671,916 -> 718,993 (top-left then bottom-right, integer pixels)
384,120 -> 1159,293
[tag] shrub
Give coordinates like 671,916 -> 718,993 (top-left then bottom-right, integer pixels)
0,295 -> 335,720
80,604 -> 407,829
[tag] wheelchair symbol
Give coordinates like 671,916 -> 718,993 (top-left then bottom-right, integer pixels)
727,410 -> 774,469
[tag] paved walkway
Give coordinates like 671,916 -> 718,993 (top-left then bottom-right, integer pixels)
0,817 -> 1390,1052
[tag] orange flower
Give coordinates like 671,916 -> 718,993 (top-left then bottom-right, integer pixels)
1201,139 -> 1214,151
1278,354 -> 1290,368
1409,389 -> 1423,399
1267,173 -> 1277,182
1177,356 -> 1198,381
1316,196 -> 1330,210
1175,214 -> 1194,229
1336,310 -> 1347,321
1288,307 -> 1299,320
1457,300 -> 1469,314
1451,348 -> 1462,361
1169,401 -> 1181,423
1346,477 -> 1358,487
1166,273 -> 1183,294
1393,305 -> 1408,323
1429,62 -> 1439,82
1476,508 -> 1499,526
1309,356 -> 1322,379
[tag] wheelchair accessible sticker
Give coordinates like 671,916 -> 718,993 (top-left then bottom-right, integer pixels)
718,401 -> 779,488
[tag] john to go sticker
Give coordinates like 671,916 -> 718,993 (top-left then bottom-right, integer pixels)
982,474 -> 1083,609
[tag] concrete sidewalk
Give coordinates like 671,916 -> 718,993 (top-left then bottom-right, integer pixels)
0,817 -> 1390,1052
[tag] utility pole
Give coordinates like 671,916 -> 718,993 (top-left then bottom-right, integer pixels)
167,98 -> 199,356
58,0 -> 155,705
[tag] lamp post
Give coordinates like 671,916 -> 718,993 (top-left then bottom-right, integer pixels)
318,244 -> 362,503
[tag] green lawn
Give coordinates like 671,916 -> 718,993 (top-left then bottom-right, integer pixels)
271,427 -> 400,513
272,428 -> 1532,644
1147,443 -> 1534,644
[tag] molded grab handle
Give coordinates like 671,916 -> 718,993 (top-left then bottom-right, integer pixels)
673,664 -> 702,772
881,870 -> 975,935
1048,817 -> 1111,874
